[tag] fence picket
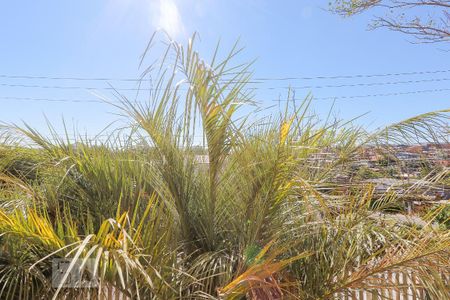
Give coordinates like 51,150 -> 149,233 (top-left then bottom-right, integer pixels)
329,270 -> 448,300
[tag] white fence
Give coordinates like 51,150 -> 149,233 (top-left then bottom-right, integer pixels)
334,270 -> 449,300
61,270 -> 448,299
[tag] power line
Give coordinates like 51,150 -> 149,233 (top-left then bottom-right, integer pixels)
314,88 -> 450,101
1,88 -> 450,104
252,69 -> 450,81
0,83 -> 145,91
0,75 -> 141,82
0,96 -> 104,103
267,78 -> 450,90
1,77 -> 450,91
272,88 -> 450,101
1,68 -> 450,82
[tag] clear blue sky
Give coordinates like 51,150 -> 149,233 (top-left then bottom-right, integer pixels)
1,0 -> 449,139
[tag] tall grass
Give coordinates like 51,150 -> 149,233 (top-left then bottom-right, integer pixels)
0,34 -> 449,299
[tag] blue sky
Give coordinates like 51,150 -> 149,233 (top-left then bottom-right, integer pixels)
0,0 -> 449,139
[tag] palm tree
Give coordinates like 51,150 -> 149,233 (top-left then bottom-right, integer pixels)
0,33 -> 449,299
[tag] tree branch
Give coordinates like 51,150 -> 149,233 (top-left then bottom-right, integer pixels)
331,0 -> 450,43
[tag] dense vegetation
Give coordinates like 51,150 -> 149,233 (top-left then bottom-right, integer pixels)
0,35 -> 449,299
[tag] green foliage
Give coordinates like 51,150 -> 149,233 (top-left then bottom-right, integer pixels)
0,34 -> 449,299
243,244 -> 263,267
434,204 -> 450,230
354,166 -> 383,180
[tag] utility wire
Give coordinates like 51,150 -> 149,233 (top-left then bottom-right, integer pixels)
0,96 -> 104,103
1,77 -> 450,91
0,68 -> 450,81
251,69 -> 450,81
1,88 -> 449,104
314,88 -> 450,101
265,78 -> 450,90
273,88 -> 450,101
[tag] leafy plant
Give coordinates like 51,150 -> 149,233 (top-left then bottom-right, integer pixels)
0,33 -> 449,299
